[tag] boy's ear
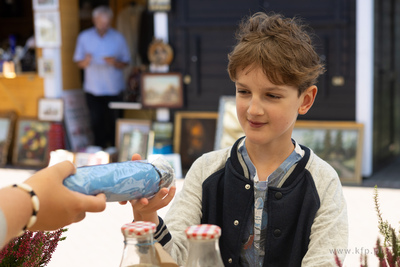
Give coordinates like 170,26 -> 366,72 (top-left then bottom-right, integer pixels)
298,86 -> 318,115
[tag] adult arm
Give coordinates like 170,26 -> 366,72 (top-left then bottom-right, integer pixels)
76,54 -> 92,69
0,161 -> 106,248
103,57 -> 129,69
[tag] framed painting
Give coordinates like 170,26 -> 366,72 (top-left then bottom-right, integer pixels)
38,58 -> 55,78
13,118 -> 51,167
62,89 -> 94,152
293,121 -> 364,185
174,112 -> 218,174
148,0 -> 171,12
115,119 -> 152,161
38,98 -> 64,122
214,95 -> 244,150
33,0 -> 59,11
0,111 -> 17,166
118,130 -> 150,162
140,72 -> 183,108
34,11 -> 61,47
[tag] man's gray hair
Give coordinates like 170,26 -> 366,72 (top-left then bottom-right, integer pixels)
92,5 -> 113,19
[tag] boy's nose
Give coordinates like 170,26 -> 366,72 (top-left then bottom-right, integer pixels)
247,98 -> 264,116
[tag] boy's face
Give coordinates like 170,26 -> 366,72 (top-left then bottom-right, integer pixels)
235,65 -> 316,149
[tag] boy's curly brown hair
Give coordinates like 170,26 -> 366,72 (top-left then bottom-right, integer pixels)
227,12 -> 325,95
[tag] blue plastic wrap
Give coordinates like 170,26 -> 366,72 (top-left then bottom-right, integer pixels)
63,156 -> 174,202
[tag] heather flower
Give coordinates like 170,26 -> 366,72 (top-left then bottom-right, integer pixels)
0,228 -> 67,267
334,187 -> 400,267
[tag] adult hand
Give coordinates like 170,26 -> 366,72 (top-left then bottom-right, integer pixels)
103,56 -> 116,66
24,161 -> 106,231
103,57 -> 128,69
77,54 -> 92,68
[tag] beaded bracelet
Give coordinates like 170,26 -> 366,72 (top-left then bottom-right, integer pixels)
10,184 -> 40,236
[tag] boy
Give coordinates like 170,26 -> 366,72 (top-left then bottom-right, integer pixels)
129,12 -> 348,266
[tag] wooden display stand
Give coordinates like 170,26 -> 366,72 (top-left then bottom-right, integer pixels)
0,73 -> 44,117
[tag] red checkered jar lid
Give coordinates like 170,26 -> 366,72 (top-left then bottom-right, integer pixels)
121,221 -> 156,237
185,224 -> 221,240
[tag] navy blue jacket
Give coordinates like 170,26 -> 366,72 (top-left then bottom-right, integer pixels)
201,138 -> 320,266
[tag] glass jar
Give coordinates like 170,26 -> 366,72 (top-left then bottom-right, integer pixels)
119,221 -> 161,267
184,224 -> 224,267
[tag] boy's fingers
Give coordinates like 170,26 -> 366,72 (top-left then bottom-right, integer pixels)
156,188 -> 169,199
160,186 -> 176,206
131,154 -> 142,161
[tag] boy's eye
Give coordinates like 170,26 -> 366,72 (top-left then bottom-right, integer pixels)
236,89 -> 249,94
267,93 -> 281,99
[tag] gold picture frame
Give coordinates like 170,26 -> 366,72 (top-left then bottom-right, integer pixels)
13,118 -> 51,167
140,72 -> 183,108
293,120 -> 364,185
115,119 -> 152,161
173,112 -> 218,174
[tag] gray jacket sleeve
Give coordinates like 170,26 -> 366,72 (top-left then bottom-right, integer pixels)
301,153 -> 349,266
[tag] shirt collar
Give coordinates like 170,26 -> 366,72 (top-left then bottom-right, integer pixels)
238,138 -> 303,185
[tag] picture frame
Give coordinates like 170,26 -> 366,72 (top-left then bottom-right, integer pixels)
115,119 -> 152,161
38,58 -> 55,77
0,111 -> 17,166
119,130 -> 149,162
62,89 -> 94,152
152,122 -> 173,154
148,0 -> 171,12
152,121 -> 173,140
214,95 -> 244,150
292,121 -> 364,185
140,72 -> 183,108
174,112 -> 218,174
38,98 -> 64,122
13,118 -> 51,167
32,0 -> 59,11
34,11 -> 61,48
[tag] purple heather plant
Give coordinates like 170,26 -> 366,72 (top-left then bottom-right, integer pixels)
335,186 -> 400,267
0,228 -> 67,267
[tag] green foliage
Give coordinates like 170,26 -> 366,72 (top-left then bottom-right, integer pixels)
373,186 -> 400,267
335,186 -> 400,266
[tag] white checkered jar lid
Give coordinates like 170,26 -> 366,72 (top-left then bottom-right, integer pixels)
185,224 -> 221,240
121,221 -> 156,237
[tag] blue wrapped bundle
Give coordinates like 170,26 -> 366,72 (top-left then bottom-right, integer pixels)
63,156 -> 174,202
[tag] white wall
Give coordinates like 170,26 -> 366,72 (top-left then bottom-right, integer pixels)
356,0 -> 374,177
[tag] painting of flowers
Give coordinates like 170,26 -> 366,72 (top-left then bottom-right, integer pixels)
13,119 -> 51,167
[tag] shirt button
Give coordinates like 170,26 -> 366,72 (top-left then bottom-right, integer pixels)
234,220 -> 239,226
273,228 -> 282,237
275,192 -> 283,200
245,184 -> 251,190
228,258 -> 233,263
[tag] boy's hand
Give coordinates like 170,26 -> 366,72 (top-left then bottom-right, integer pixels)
119,154 -> 176,225
130,186 -> 176,224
